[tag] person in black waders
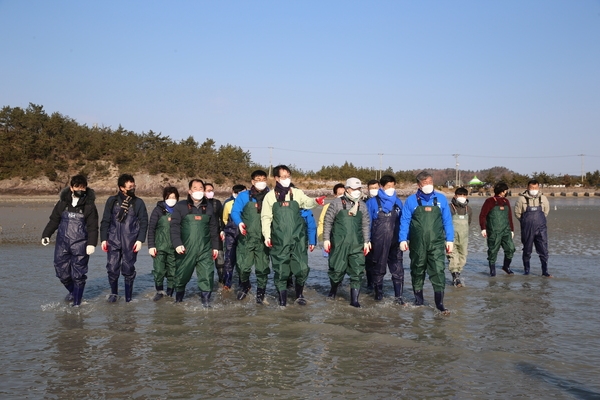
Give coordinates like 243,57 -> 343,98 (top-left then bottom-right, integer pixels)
399,171 -> 454,315
221,184 -> 247,291
204,182 -> 226,285
41,175 -> 99,307
100,174 -> 148,303
260,165 -> 326,307
479,182 -> 515,277
323,178 -> 371,307
147,186 -> 180,301
514,179 -> 552,277
170,179 -> 220,307
365,175 -> 404,303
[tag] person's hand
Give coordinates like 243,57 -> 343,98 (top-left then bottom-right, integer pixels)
511,231 -> 514,239
264,238 -> 272,248
212,249 -> 219,260
86,245 -> 95,255
149,247 -> 157,257
41,237 -> 50,246
101,241 -> 108,252
220,231 -> 225,241
176,245 -> 186,254
400,241 -> 409,252
309,244 -> 315,252
316,196 -> 326,206
446,242 -> 453,254
323,240 -> 331,253
239,222 -> 247,235
481,230 -> 487,238
133,241 -> 142,253
363,242 -> 371,256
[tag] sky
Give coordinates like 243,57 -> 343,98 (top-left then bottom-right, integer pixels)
1,0 -> 599,178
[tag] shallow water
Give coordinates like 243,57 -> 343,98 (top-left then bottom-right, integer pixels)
1,197 -> 599,399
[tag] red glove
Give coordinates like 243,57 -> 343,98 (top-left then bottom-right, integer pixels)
101,241 -> 108,252
212,249 -> 218,260
316,196 -> 326,206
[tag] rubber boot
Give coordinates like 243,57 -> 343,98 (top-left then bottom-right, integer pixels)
541,261 -> 552,277
502,257 -> 514,275
327,280 -> 339,300
350,288 -> 361,308
237,281 -> 250,300
374,283 -> 383,301
286,275 -> 294,289
256,287 -> 266,304
153,285 -> 165,301
295,283 -> 307,306
72,283 -> 85,307
166,287 -> 174,297
107,280 -> 119,303
200,291 -> 212,308
366,268 -> 374,292
523,261 -> 531,275
489,263 -> 496,277
393,281 -> 404,305
434,291 -> 449,313
124,281 -> 134,302
452,272 -> 463,287
223,271 -> 233,290
278,290 -> 287,307
216,265 -> 224,285
414,289 -> 424,306
64,282 -> 75,302
175,291 -> 185,303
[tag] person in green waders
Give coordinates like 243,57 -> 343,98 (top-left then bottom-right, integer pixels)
479,182 -> 515,277
261,165 -> 325,307
447,187 -> 472,287
170,179 -> 220,307
400,171 -> 454,314
322,178 -> 371,307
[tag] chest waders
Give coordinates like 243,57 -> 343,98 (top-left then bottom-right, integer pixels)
237,198 -> 271,300
370,197 -> 404,303
448,204 -> 469,274
328,200 -> 364,288
485,199 -> 515,275
222,203 -> 240,289
106,199 -> 140,301
55,210 -> 88,306
153,213 -> 177,294
520,197 -> 549,275
175,206 -> 214,294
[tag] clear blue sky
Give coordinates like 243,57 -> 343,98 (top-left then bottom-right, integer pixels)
2,0 -> 599,177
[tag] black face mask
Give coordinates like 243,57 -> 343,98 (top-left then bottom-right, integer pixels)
126,189 -> 136,197
73,190 -> 86,198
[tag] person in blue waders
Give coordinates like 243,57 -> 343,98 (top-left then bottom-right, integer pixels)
221,184 -> 247,291
100,174 -> 148,303
400,171 -> 453,315
365,175 -> 404,304
170,179 -> 220,307
42,175 -> 99,306
514,179 -> 552,277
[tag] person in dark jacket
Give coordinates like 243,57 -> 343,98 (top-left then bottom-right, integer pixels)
205,182 -> 226,284
170,179 -> 220,306
100,174 -> 148,303
221,184 -> 247,290
42,175 -> 98,306
148,186 -> 180,301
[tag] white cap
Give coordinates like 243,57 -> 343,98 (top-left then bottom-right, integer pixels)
345,178 -> 362,189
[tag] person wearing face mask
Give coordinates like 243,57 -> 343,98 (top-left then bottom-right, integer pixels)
169,179 -> 220,306
261,165 -> 326,306
147,186 -> 180,301
100,174 -> 148,303
317,183 -> 345,255
447,187 -> 472,287
367,180 -> 380,199
322,178 -> 371,307
479,182 -> 515,277
364,180 -> 381,290
365,175 -> 404,303
221,184 -> 248,291
204,183 -> 226,285
231,170 -> 272,303
399,171 -> 454,314
514,179 -> 551,277
41,175 -> 98,307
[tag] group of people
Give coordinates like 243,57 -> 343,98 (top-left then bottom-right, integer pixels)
41,169 -> 552,313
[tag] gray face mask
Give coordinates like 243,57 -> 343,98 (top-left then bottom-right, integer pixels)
73,190 -> 86,198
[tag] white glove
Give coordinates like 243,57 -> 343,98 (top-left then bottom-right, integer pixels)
446,242 -> 453,253
481,230 -> 487,238
212,249 -> 219,260
176,245 -> 186,254
220,231 -> 225,241
86,245 -> 95,255
149,247 -> 157,257
41,237 -> 50,246
323,240 -> 331,253
239,222 -> 247,235
101,241 -> 108,252
309,244 -> 315,252
363,242 -> 371,256
133,241 -> 142,253
511,231 -> 514,239
264,238 -> 272,248
400,241 -> 409,252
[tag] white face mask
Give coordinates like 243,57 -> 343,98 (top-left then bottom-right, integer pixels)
384,188 -> 396,197
529,190 -> 539,197
233,193 -> 238,199
456,197 -> 467,204
165,199 -> 177,207
191,191 -> 204,201
351,190 -> 362,199
369,189 -> 379,197
206,191 -> 214,199
421,184 -> 434,194
279,178 -> 291,188
254,181 -> 267,191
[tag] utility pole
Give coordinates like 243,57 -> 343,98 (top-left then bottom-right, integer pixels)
579,154 -> 585,183
378,153 -> 383,180
268,147 -> 273,178
453,154 -> 460,186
